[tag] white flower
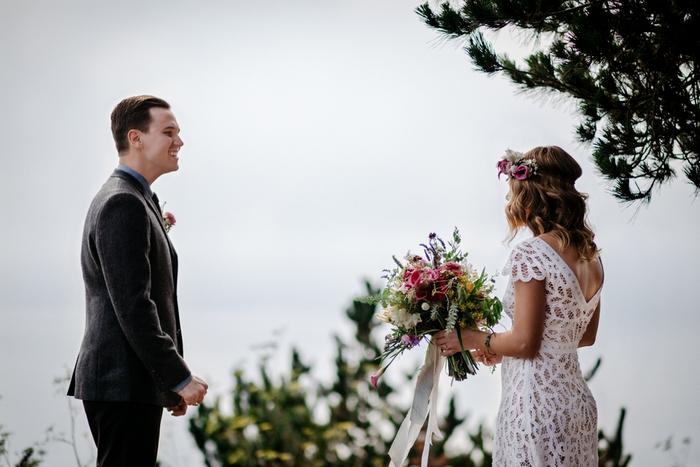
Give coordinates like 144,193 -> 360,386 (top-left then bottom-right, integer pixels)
394,307 -> 422,329
376,310 -> 391,323
421,302 -> 430,311
504,148 -> 524,163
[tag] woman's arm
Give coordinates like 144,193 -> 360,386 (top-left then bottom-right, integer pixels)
578,300 -> 601,347
434,278 -> 546,359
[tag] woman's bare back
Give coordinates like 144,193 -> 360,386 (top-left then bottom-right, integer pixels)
539,232 -> 603,302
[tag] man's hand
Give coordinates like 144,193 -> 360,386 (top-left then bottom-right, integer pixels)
176,375 -> 208,406
166,400 -> 187,417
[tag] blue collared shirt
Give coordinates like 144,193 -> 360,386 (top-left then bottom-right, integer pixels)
117,164 -> 153,196
116,164 -> 191,394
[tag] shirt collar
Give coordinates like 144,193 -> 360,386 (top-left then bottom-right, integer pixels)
117,164 -> 153,196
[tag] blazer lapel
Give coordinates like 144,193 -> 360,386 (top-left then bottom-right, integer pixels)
111,170 -> 177,257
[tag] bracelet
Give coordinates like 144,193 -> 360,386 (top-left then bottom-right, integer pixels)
484,332 -> 497,355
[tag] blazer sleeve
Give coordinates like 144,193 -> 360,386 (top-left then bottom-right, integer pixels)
95,192 -> 190,391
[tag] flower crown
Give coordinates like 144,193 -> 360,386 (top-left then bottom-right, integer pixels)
497,149 -> 539,180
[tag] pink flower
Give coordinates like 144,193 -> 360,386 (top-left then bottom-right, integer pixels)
403,269 -> 423,290
164,212 -> 176,226
511,164 -> 530,180
411,271 -> 431,301
497,159 -> 511,179
425,269 -> 440,282
406,267 -> 450,302
414,284 -> 429,301
421,268 -> 447,301
370,366 -> 387,389
439,262 -> 463,276
163,211 -> 176,232
431,282 -> 448,301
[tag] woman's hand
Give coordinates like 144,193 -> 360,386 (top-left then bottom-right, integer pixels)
433,327 -> 486,358
473,350 -> 503,366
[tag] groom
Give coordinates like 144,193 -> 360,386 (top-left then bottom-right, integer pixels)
68,95 -> 208,466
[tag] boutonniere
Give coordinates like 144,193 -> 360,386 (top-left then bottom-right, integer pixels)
161,202 -> 176,233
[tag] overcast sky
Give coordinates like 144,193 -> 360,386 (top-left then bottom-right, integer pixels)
1,1 -> 699,466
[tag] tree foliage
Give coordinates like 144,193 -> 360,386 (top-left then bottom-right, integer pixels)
417,0 -> 700,204
598,408 -> 632,467
0,427 -> 43,467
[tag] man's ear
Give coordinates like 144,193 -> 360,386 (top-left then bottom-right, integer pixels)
127,129 -> 143,149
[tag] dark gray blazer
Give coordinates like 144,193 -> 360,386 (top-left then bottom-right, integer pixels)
68,170 -> 190,407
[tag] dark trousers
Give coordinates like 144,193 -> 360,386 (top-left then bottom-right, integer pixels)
83,400 -> 163,467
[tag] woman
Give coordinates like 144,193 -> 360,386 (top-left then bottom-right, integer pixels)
434,146 -> 603,467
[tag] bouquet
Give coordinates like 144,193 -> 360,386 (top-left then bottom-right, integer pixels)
369,228 -> 502,386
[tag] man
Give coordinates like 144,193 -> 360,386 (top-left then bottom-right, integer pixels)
68,95 -> 208,466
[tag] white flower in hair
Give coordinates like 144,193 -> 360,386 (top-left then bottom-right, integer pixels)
504,149 -> 524,163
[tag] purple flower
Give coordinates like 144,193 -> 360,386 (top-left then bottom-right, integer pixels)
512,164 -> 530,180
401,334 -> 421,348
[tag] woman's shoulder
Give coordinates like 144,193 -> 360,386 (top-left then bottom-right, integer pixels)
512,237 -> 544,252
503,237 -> 548,281
509,237 -> 554,260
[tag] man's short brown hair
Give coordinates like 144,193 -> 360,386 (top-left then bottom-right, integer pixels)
111,95 -> 170,153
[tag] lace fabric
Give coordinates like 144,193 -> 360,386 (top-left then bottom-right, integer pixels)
493,238 -> 602,467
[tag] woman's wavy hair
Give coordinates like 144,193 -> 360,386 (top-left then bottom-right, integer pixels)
505,146 -> 599,261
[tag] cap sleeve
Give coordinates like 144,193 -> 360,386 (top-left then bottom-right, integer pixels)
502,240 -> 547,282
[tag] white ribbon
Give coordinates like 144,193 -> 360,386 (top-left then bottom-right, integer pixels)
388,341 -> 444,467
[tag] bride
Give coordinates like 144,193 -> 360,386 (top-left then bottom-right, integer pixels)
434,146 -> 603,466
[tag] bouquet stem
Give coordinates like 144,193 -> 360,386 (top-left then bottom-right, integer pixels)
445,343 -> 478,381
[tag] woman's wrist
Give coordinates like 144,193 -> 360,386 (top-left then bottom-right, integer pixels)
463,327 -> 489,350
485,332 -> 497,355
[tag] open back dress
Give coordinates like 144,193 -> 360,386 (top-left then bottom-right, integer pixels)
493,237 -> 602,467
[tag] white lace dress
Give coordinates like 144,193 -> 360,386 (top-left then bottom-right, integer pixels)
493,238 -> 601,467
